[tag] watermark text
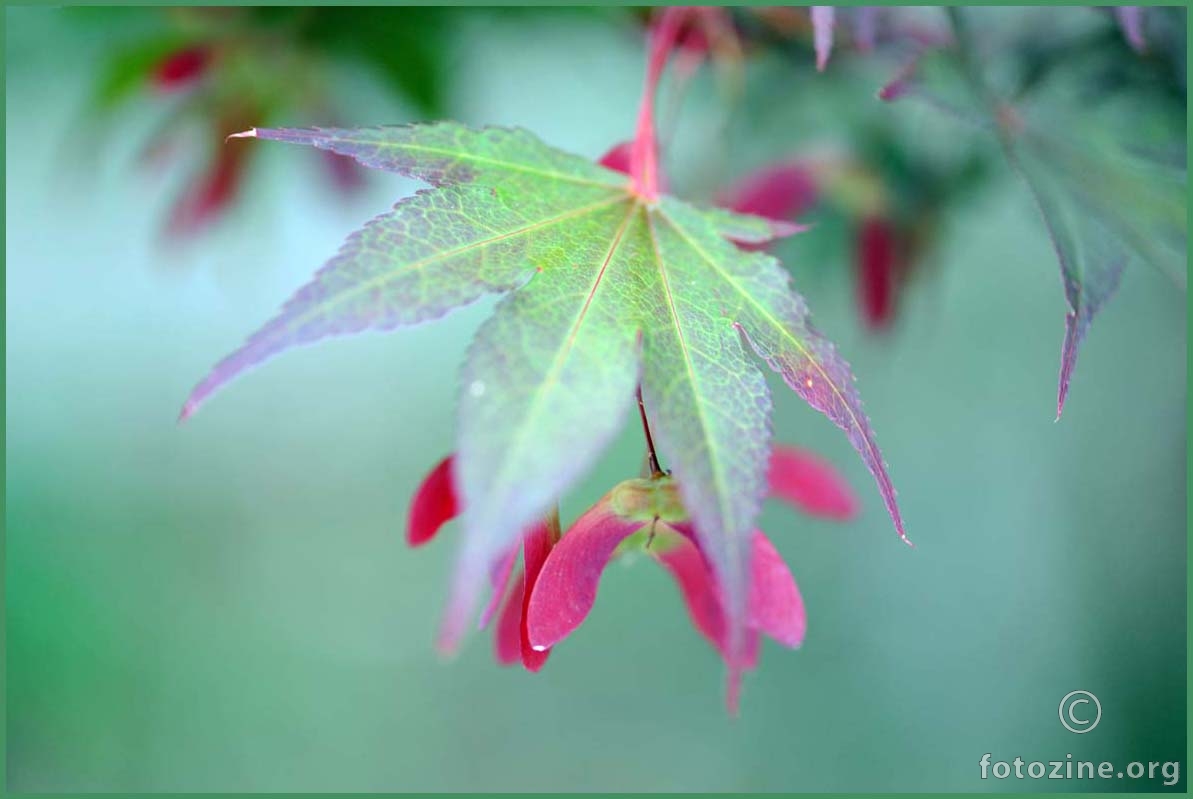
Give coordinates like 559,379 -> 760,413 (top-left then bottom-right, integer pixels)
979,754 -> 1180,787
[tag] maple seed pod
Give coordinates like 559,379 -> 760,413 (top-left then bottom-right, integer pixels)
609,477 -> 687,524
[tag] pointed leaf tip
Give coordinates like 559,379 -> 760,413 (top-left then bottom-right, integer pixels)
1011,149 -> 1129,421
725,666 -> 743,716
226,128 -> 258,142
877,55 -> 922,103
652,521 -> 808,712
479,544 -> 519,630
178,140 -> 609,417
773,220 -> 812,237
653,198 -> 910,551
1055,330 -> 1082,422
1114,7 -> 1146,54
436,565 -> 483,655
177,398 -> 197,424
811,6 -> 835,72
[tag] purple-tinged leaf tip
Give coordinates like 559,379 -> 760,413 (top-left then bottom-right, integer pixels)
1056,313 -> 1081,422
437,560 -> 484,655
655,198 -> 912,548
1055,258 -> 1126,421
178,189 -> 529,420
741,323 -> 912,548
1114,7 -> 1146,54
852,7 -> 879,53
811,7 -> 835,72
181,122 -> 629,421
1010,154 -> 1129,421
878,58 -> 919,102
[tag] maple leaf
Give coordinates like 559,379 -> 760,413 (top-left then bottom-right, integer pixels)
883,12 -> 1185,417
179,120 -> 908,658
181,12 -> 910,670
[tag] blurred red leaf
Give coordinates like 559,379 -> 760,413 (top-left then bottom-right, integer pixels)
153,46 -> 211,91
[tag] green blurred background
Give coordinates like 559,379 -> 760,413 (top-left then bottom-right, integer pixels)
5,6 -> 1186,792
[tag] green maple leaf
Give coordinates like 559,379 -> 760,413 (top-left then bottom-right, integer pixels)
913,10 -> 1187,418
181,122 -> 907,649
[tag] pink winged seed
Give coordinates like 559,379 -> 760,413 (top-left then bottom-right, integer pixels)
767,445 -> 859,521
494,571 -> 526,666
493,515 -> 556,672
656,525 -> 802,714
491,518 -> 559,670
664,524 -> 806,651
404,453 -> 522,632
654,539 -> 738,658
407,455 -> 459,547
746,531 -> 806,648
525,501 -> 643,651
716,162 -> 819,226
515,520 -> 556,671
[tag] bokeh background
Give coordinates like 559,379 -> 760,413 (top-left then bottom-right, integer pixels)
6,6 -> 1186,792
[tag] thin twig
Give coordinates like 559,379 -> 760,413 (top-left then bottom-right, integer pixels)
636,385 -> 663,478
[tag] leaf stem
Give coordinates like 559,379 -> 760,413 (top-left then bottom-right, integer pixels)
636,385 -> 664,478
631,6 -> 685,202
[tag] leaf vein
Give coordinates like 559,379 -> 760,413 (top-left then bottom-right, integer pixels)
658,208 -> 884,477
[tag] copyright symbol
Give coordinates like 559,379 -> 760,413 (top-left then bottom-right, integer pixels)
1059,690 -> 1101,733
